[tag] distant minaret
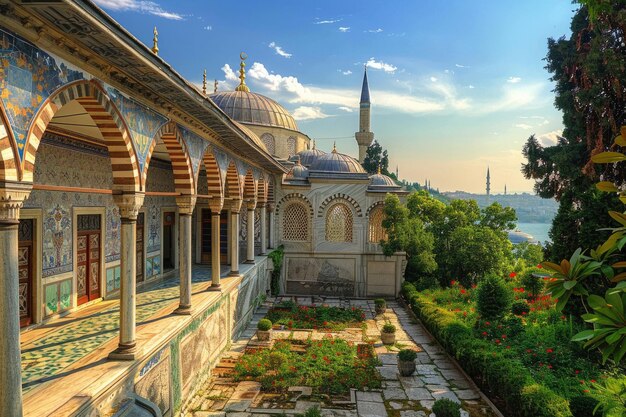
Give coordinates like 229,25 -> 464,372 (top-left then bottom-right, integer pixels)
355,66 -> 374,163
395,165 -> 399,178
504,184 -> 507,195
486,167 -> 491,197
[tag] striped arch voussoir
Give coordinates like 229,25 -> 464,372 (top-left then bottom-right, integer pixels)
366,200 -> 386,217
145,122 -> 195,195
276,193 -> 314,217
225,161 -> 242,200
22,80 -> 140,190
257,179 -> 268,203
243,171 -> 257,200
0,102 -> 19,182
202,149 -> 223,199
317,193 -> 362,218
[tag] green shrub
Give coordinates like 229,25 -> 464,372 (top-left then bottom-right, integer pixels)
374,298 -> 386,307
568,396 -> 599,417
298,405 -> 322,417
268,246 -> 284,296
511,300 -> 531,316
398,349 -> 417,362
520,266 -> 546,298
257,318 -> 272,331
432,398 -> 461,417
520,384 -> 572,417
382,323 -> 396,333
476,274 -> 512,320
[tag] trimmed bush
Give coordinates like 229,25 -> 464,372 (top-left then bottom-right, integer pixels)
398,349 -> 417,362
476,274 -> 512,320
374,298 -> 386,307
382,323 -> 396,333
257,319 -> 272,331
432,398 -> 461,417
568,396 -> 599,417
511,300 -> 531,316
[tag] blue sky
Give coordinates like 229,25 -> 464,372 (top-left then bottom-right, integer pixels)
94,0 -> 577,193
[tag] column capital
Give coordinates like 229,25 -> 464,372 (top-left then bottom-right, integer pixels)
0,182 -> 32,224
266,203 -> 275,213
113,192 -> 145,220
176,194 -> 197,216
208,196 -> 224,214
245,199 -> 257,211
230,198 -> 243,214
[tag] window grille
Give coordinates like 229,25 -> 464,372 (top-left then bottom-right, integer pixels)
325,203 -> 353,242
368,205 -> 387,243
283,202 -> 309,241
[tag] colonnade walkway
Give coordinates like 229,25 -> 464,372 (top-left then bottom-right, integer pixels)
19,260 -> 264,417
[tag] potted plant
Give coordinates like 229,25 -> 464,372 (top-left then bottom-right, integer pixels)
374,298 -> 387,315
257,318 -> 272,341
381,323 -> 396,345
397,349 -> 417,376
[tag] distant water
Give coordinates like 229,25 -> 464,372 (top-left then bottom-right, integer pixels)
516,222 -> 551,244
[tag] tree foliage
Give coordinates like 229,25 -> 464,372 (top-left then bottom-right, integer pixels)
362,140 -> 389,175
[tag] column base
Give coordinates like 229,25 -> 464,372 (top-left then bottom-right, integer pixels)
108,343 -> 138,361
244,259 -> 255,264
228,271 -> 240,277
173,305 -> 193,315
208,283 -> 222,291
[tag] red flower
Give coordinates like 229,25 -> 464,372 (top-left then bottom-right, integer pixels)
575,370 -> 580,375
482,331 -> 488,336
537,264 -> 543,268
460,289 -> 466,294
546,348 -> 553,353
451,280 -> 456,286
509,272 -> 517,278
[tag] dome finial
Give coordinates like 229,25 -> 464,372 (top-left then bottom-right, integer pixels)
202,69 -> 207,95
312,140 -> 316,150
151,26 -> 159,55
332,141 -> 337,153
214,79 -> 218,94
377,163 -> 381,175
235,52 -> 250,92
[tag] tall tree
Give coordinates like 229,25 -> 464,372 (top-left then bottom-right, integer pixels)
362,140 -> 389,175
521,4 -> 625,261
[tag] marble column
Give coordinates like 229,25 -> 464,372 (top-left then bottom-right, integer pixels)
173,195 -> 196,315
267,203 -> 275,249
245,200 -> 256,264
259,204 -> 267,255
109,192 -> 144,360
208,197 -> 224,290
228,199 -> 242,276
0,184 -> 31,417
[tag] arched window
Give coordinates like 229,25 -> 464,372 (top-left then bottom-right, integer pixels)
283,202 -> 309,241
261,133 -> 276,155
325,203 -> 353,242
287,136 -> 296,157
368,205 -> 387,243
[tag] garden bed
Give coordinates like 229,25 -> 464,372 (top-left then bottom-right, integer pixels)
265,300 -> 366,331
233,338 -> 381,398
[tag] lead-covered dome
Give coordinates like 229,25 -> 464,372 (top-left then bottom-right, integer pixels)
289,141 -> 326,167
369,172 -> 399,187
210,91 -> 298,131
309,145 -> 366,173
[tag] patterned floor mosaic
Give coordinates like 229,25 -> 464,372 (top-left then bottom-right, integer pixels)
21,266 -> 214,390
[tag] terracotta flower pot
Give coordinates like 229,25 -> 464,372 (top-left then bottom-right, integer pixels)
381,331 -> 396,345
398,359 -> 416,376
257,330 -> 271,341
375,305 -> 386,315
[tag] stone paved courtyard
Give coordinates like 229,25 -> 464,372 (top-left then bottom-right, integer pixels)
183,298 -> 500,417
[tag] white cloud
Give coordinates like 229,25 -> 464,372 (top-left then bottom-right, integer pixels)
268,42 -> 292,58
455,64 -> 469,68
507,76 -> 522,84
430,76 -> 438,82
478,82 -> 544,114
221,64 -> 239,82
342,70 -> 352,75
537,129 -> 564,146
338,26 -> 350,32
468,85 -> 475,89
515,123 -> 534,130
367,28 -> 384,33
203,25 -> 212,31
93,0 -> 183,20
366,57 -> 397,73
338,106 -> 353,112
314,18 -> 342,24
292,106 -> 329,120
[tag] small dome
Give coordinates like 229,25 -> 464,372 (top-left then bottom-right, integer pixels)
309,145 -> 365,174
289,141 -> 326,166
508,230 -> 537,244
286,158 -> 309,180
369,172 -> 399,187
210,90 -> 298,131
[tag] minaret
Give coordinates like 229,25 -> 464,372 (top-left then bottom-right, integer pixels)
355,66 -> 374,163
504,184 -> 507,195
395,165 -> 399,178
486,167 -> 491,197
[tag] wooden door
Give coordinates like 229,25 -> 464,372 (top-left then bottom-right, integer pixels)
136,212 -> 144,283
163,211 -> 175,270
77,214 -> 101,306
201,209 -> 229,264
18,219 -> 34,327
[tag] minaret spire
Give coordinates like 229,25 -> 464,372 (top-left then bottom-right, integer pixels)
355,65 -> 374,163
486,167 -> 491,197
151,26 -> 159,55
235,52 -> 250,92
202,69 -> 207,95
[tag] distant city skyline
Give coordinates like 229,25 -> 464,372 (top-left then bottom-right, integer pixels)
94,0 -> 575,193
